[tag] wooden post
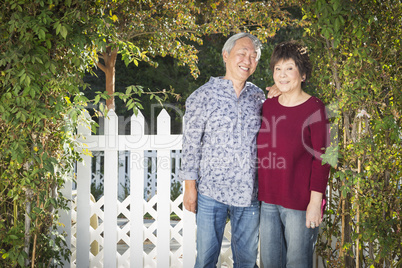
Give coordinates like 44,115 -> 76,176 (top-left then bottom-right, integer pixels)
76,153 -> 91,267
130,112 -> 145,267
156,110 -> 171,267
76,112 -> 92,268
103,110 -> 118,267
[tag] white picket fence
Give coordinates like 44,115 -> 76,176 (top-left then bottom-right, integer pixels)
59,109 -> 235,268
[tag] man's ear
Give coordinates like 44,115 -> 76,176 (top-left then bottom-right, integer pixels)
222,51 -> 228,63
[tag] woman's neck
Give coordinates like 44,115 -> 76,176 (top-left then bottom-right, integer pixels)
279,90 -> 310,107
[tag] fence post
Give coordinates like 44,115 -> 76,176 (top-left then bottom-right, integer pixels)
59,175 -> 72,268
76,153 -> 92,267
156,110 -> 171,267
183,205 -> 196,267
103,110 -> 118,268
75,112 -> 93,268
130,112 -> 146,267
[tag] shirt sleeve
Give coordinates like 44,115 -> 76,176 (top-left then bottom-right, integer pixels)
178,90 -> 207,181
308,103 -> 331,194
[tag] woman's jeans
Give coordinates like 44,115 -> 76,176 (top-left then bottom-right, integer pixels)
260,202 -> 319,268
195,193 -> 260,268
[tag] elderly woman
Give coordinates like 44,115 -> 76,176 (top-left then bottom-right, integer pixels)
257,41 -> 330,267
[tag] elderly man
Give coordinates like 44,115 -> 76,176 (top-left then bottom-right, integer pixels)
179,32 -> 274,268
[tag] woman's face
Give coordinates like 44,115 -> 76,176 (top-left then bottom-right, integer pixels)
273,58 -> 305,94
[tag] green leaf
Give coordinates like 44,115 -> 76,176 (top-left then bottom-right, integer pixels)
17,253 -> 25,267
60,26 -> 67,39
55,21 -> 61,35
20,73 -> 26,84
334,17 -> 341,33
126,99 -> 133,107
356,29 -> 363,39
333,1 -> 340,12
46,39 -> 52,49
38,29 -> 46,40
29,88 -> 35,98
94,95 -> 100,104
50,63 -> 56,74
136,103 -> 143,110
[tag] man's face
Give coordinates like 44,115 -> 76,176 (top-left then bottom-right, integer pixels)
223,37 -> 258,83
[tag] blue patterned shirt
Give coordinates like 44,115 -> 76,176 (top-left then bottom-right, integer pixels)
179,77 -> 265,206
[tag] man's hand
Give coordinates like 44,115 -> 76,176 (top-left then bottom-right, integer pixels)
183,180 -> 197,213
266,84 -> 281,98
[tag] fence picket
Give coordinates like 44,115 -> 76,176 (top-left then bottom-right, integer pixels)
156,110 -> 172,267
130,111 -> 146,267
130,150 -> 144,268
58,176 -> 72,267
103,111 -> 119,267
76,154 -> 91,267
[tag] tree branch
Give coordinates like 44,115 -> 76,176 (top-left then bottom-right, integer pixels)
96,61 -> 106,73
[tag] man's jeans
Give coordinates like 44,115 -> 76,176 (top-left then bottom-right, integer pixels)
195,193 -> 260,268
260,202 -> 319,268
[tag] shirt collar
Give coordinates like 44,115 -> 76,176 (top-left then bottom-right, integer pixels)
209,76 -> 250,97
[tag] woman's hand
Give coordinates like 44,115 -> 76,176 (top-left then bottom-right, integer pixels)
306,191 -> 323,229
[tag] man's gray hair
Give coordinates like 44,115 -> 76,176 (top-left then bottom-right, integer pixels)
222,32 -> 262,62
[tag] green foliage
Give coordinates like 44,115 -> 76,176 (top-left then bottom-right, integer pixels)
0,0 -> 98,266
82,0 -> 303,115
83,35 -> 226,134
0,0 -> 302,266
302,0 -> 402,266
170,181 -> 182,202
103,0 -> 299,78
5,0 -> 399,267
91,182 -> 104,202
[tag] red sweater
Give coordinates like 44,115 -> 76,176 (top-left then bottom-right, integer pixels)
257,96 -> 330,211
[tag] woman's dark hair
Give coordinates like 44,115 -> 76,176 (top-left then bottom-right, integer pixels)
270,41 -> 312,84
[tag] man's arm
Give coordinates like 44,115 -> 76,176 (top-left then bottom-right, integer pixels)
266,84 -> 281,98
178,90 -> 206,213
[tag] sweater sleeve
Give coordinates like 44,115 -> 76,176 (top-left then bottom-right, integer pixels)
307,103 -> 331,194
178,90 -> 207,181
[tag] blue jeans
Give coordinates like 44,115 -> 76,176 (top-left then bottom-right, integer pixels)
195,193 -> 260,268
260,202 -> 319,268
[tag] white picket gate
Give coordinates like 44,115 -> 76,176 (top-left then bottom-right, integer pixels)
59,109 -> 235,268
